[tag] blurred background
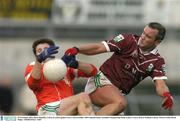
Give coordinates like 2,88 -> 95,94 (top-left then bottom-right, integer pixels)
0,0 -> 179,115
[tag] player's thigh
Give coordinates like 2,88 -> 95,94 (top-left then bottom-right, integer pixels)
59,93 -> 88,114
90,84 -> 126,106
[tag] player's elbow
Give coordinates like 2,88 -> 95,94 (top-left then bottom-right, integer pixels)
27,78 -> 41,91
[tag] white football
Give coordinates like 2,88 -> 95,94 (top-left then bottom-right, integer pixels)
43,58 -> 67,82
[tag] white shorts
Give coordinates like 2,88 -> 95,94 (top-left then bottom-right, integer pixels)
85,71 -> 112,94
38,101 -> 61,116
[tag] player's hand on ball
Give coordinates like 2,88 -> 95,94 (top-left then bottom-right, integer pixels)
37,46 -> 59,63
162,92 -> 173,110
61,55 -> 79,69
43,58 -> 67,82
65,47 -> 79,56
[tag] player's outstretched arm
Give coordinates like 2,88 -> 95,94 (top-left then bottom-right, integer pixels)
77,61 -> 97,76
61,55 -> 79,68
65,43 -> 107,56
31,60 -> 42,80
62,55 -> 97,76
31,46 -> 59,81
155,79 -> 173,110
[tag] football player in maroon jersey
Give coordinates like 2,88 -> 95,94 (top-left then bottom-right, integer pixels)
65,22 -> 173,115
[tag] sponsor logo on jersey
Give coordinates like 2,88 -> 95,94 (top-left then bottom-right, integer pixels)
161,64 -> 166,74
146,63 -> 154,72
113,34 -> 124,42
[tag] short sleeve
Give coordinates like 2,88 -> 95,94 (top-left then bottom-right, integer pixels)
102,34 -> 136,53
151,58 -> 168,81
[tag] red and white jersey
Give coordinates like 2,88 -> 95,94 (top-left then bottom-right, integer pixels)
100,34 -> 167,94
24,62 -> 97,111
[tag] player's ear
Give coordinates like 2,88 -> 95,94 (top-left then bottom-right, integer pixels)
155,39 -> 161,46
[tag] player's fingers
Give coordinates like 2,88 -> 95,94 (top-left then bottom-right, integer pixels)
167,107 -> 171,110
167,104 -> 173,109
163,103 -> 172,110
51,46 -> 59,50
163,105 -> 168,110
162,98 -> 168,106
49,55 -> 55,58
52,50 -> 58,54
162,101 -> 167,107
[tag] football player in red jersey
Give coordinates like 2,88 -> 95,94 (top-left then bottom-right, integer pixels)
65,22 -> 173,115
24,38 -> 97,115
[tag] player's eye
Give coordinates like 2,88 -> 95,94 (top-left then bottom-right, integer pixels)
36,48 -> 43,55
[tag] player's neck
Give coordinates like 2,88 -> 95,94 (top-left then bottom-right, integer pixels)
140,46 -> 156,54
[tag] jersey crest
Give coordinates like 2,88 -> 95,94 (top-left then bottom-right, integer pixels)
113,34 -> 124,42
146,63 -> 154,73
161,64 -> 166,74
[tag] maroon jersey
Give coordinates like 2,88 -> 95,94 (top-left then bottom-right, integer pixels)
100,34 -> 167,94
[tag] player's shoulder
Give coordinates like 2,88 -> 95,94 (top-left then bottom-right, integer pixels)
154,53 -> 166,64
25,61 -> 35,76
150,48 -> 163,57
120,33 -> 139,38
29,61 -> 35,65
27,61 -> 35,66
25,61 -> 35,70
156,53 -> 165,60
150,51 -> 165,62
113,33 -> 140,42
131,34 -> 140,40
116,33 -> 140,42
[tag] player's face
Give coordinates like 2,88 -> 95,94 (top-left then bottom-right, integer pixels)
36,43 -> 50,55
139,26 -> 160,51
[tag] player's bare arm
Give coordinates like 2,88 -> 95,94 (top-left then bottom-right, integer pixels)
155,79 -> 173,110
31,60 -> 42,81
65,43 -> 107,56
61,54 -> 97,76
78,43 -> 107,55
155,79 -> 169,96
78,61 -> 97,76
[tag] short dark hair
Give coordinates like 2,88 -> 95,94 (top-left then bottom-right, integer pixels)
32,38 -> 55,55
148,22 -> 166,41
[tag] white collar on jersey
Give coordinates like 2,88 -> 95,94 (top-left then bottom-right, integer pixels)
139,47 -> 158,55
150,47 -> 158,55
